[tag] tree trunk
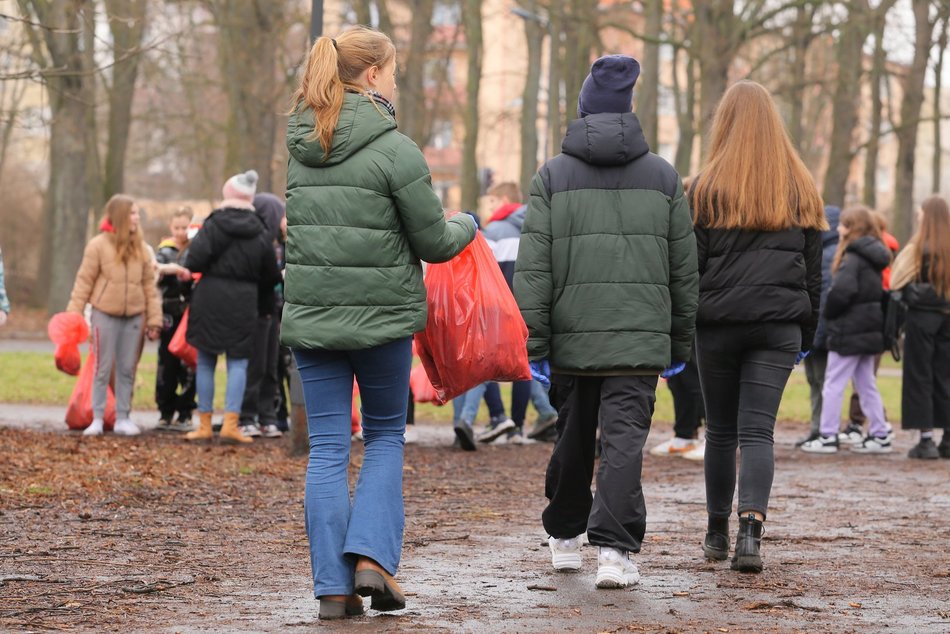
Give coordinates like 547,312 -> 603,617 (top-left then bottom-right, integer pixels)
459,0 -> 482,212
694,0 -> 736,148
17,0 -> 96,313
636,0 -> 662,149
103,0 -> 147,201
397,0 -> 435,146
822,1 -> 870,208
863,14 -> 888,208
672,47 -> 696,177
518,0 -> 544,194
353,0 -> 372,25
547,2 -> 563,155
786,4 -> 816,152
933,18 -> 948,194
211,0 -> 284,193
893,0 -> 936,241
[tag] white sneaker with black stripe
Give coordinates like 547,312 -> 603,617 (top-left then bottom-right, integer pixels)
595,547 -> 640,589
800,435 -> 839,454
851,435 -> 893,454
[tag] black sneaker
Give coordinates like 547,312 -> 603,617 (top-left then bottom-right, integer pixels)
939,436 -> 950,459
731,513 -> 764,573
156,417 -> 174,432
453,420 -> 476,451
794,431 -> 820,447
908,438 -> 940,460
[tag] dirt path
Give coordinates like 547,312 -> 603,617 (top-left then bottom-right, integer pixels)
1,424 -> 948,633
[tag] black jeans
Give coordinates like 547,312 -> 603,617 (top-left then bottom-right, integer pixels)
241,315 -> 280,426
543,374 -> 658,553
155,310 -> 196,420
666,356 -> 705,439
696,323 -> 799,520
902,309 -> 950,430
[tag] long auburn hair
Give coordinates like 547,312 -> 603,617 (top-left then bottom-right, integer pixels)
832,205 -> 883,273
291,26 -> 396,159
105,194 -> 145,264
913,195 -> 950,298
690,81 -> 827,232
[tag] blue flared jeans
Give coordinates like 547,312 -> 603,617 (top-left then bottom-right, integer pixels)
294,336 -> 412,597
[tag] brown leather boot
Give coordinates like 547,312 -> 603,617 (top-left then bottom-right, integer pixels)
219,412 -> 252,444
184,412 -> 213,442
354,557 -> 405,611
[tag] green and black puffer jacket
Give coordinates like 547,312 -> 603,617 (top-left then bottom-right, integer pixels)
513,112 -> 699,373
281,93 -> 476,350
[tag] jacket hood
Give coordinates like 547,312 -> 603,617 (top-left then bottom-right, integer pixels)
506,205 -> 527,231
287,93 -> 397,168
212,208 -> 266,239
847,236 -> 891,271
254,193 -> 286,242
823,205 -> 840,248
561,112 -> 650,167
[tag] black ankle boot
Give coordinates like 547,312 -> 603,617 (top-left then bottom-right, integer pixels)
731,513 -> 764,573
703,516 -> 729,561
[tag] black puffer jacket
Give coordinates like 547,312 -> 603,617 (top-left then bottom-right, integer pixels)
184,207 -> 280,358
824,236 -> 891,355
694,223 -> 823,350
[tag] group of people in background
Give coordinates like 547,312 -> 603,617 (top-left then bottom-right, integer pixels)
64,170 -> 288,444
45,22 -> 950,620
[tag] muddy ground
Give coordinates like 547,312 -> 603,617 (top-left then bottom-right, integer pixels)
1,423 -> 948,633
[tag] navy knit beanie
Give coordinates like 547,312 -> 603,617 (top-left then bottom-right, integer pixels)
577,55 -> 641,118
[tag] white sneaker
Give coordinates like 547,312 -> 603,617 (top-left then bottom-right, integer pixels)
800,435 -> 839,454
649,437 -> 699,457
113,418 -> 140,436
681,441 -> 705,461
261,424 -> 283,438
837,424 -> 864,445
595,547 -> 640,589
241,423 -> 262,438
477,418 -> 516,443
549,535 -> 583,572
851,435 -> 893,454
83,418 -> 105,436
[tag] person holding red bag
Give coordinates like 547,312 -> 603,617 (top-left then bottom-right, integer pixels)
66,195 -> 163,436
282,27 -> 475,620
514,55 -> 698,590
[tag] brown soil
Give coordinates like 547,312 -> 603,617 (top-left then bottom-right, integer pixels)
1,425 -> 948,633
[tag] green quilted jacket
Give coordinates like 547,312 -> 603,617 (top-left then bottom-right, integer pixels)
281,93 -> 476,350
513,112 -> 699,373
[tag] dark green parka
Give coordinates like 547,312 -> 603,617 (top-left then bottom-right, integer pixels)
513,112 -> 699,373
281,93 -> 475,350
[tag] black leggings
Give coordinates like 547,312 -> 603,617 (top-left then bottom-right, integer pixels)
696,323 -> 799,520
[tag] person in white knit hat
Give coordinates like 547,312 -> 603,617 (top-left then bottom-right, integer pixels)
181,169 -> 280,444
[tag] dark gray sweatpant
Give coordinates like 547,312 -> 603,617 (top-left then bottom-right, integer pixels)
542,374 -> 658,553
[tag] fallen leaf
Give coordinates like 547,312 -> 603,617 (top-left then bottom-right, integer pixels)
849,602 -> 862,609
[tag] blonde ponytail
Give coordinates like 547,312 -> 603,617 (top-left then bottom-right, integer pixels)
292,26 -> 396,160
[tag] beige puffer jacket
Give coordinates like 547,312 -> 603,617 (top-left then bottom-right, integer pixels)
66,232 -> 162,328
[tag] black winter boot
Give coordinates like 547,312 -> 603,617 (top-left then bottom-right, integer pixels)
731,513 -> 764,573
703,516 -> 729,561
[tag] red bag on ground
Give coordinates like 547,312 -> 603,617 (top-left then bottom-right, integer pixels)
65,347 -> 116,431
410,362 -> 440,404
169,308 -> 197,369
48,312 -> 89,376
414,232 -> 531,404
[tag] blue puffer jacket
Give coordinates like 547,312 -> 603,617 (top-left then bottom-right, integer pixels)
812,205 -> 840,351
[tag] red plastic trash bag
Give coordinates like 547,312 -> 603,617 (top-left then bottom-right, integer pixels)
410,362 -> 440,405
65,348 -> 116,431
169,308 -> 197,369
414,232 -> 531,404
48,312 -> 89,376
351,380 -> 361,436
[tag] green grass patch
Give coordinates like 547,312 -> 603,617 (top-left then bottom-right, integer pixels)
1,351 -> 903,425
26,484 -> 55,495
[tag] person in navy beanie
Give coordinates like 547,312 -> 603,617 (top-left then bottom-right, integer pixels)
515,54 -> 698,590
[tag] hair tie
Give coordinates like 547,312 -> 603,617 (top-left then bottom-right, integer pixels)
331,38 -> 338,50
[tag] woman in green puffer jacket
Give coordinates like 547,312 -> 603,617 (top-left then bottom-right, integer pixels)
282,26 -> 476,620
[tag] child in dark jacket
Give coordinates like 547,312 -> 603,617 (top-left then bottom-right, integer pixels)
890,195 -> 950,459
154,207 -> 196,431
802,205 -> 892,454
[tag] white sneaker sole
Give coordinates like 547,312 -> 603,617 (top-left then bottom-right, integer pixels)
851,446 -> 893,454
595,568 -> 639,589
800,445 -> 837,454
551,551 -> 582,572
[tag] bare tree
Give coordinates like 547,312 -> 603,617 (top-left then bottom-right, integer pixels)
933,16 -> 948,194
892,0 -> 938,240
863,10 -> 889,208
459,0 -> 481,212
637,0 -> 662,150
0,30 -> 31,182
516,0 -> 544,195
102,0 -> 147,201
16,0 -> 99,313
397,0 -> 435,145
